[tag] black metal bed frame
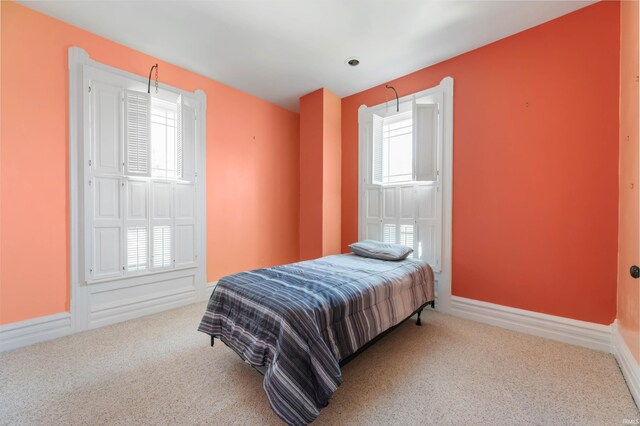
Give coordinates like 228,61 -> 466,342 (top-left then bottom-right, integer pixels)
210,299 -> 436,375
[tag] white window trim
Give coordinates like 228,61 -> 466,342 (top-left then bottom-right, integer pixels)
69,47 -> 207,332
357,77 -> 453,313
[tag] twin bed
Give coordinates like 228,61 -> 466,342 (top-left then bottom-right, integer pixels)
198,245 -> 435,425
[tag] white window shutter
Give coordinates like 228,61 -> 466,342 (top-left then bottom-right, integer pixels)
413,103 -> 438,182
89,177 -> 124,280
415,183 -> 441,271
383,223 -> 397,244
91,82 -> 123,175
399,224 -> 415,249
174,182 -> 197,267
124,90 -> 151,176
363,187 -> 382,242
124,178 -> 149,273
152,225 -> 172,268
361,113 -> 384,242
150,180 -> 174,270
177,96 -> 196,181
372,113 -> 383,184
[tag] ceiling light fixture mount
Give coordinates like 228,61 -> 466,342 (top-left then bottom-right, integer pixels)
345,57 -> 360,67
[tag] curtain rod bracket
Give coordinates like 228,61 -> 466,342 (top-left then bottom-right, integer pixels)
385,85 -> 399,112
147,64 -> 159,94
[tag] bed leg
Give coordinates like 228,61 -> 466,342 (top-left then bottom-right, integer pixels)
210,336 -> 215,347
416,310 -> 422,326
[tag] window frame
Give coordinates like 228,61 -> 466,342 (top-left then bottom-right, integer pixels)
78,62 -> 204,285
365,97 -> 443,267
69,47 -> 208,334
357,77 -> 453,313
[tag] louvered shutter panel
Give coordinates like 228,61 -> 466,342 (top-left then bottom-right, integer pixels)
152,226 -> 172,268
177,96 -> 196,181
413,103 -> 438,182
399,224 -> 414,248
383,223 -> 397,244
124,90 -> 151,176
372,113 -> 383,184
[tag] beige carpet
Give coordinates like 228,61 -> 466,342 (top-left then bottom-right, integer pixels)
0,303 -> 637,426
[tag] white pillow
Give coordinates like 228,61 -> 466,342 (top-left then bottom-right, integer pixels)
348,240 -> 413,261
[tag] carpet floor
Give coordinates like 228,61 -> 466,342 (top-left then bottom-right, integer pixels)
0,302 -> 637,425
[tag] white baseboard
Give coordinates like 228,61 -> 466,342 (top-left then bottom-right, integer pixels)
1,279 -> 218,353
612,321 -> 640,408
450,296 -> 639,409
0,312 -> 73,352
450,296 -> 612,353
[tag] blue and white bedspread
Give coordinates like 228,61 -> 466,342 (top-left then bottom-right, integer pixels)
198,253 -> 434,425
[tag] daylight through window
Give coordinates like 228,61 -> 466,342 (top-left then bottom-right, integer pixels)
381,112 -> 413,184
151,98 -> 179,179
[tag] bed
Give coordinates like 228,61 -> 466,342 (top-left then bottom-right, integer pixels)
198,252 -> 435,425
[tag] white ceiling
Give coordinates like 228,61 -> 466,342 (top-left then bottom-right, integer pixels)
20,0 -> 595,111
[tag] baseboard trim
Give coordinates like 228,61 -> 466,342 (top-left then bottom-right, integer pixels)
0,312 -> 73,352
450,296 -> 612,353
0,281 -> 218,352
89,291 -> 197,328
0,287 -> 624,369
612,322 -> 640,408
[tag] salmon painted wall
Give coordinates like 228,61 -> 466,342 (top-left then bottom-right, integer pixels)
322,89 -> 342,257
299,88 -> 341,260
341,2 -> 620,324
299,89 -> 324,261
617,0 -> 640,363
0,1 -> 300,325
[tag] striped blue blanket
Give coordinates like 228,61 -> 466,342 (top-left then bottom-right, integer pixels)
198,253 -> 434,425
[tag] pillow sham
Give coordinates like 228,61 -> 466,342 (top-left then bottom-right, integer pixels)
348,240 -> 413,261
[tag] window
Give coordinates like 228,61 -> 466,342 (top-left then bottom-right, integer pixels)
84,73 -> 199,283
151,98 -> 179,178
152,225 -> 172,268
383,223 -> 397,244
399,224 -> 414,248
127,227 -> 148,271
361,95 -> 443,270
380,112 -> 413,184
